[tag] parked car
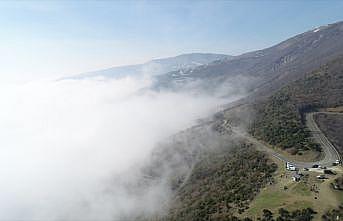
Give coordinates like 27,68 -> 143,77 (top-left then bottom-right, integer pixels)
316,174 -> 326,179
333,160 -> 341,166
288,166 -> 296,171
324,169 -> 336,175
286,162 -> 297,171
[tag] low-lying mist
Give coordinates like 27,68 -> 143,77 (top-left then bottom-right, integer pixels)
0,75 -> 241,220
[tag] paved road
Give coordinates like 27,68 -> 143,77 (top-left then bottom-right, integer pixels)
305,112 -> 341,166
222,112 -> 341,168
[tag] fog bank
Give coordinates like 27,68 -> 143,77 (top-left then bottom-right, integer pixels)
0,75 -> 240,220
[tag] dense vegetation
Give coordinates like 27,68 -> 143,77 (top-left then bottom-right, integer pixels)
322,205 -> 343,221
314,113 -> 343,157
250,57 -> 343,154
162,143 -> 277,221
250,90 -> 319,153
226,208 -> 317,221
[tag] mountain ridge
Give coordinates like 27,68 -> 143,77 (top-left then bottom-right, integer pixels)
155,21 -> 343,99
66,53 -> 231,80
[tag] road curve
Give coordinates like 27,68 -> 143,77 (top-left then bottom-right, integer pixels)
224,112 -> 341,168
305,112 -> 341,166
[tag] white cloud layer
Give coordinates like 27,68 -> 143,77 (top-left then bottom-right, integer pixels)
0,76 -> 230,220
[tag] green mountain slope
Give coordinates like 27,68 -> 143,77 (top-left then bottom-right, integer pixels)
250,56 -> 343,153
163,143 -> 277,221
314,113 -> 343,157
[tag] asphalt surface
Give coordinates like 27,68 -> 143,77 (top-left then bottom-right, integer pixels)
224,112 -> 341,169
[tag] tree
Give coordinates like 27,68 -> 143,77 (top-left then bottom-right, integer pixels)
262,209 -> 274,221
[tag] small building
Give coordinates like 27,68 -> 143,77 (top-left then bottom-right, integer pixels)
292,172 -> 301,182
292,174 -> 301,182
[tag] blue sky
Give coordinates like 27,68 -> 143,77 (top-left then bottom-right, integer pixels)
1,0 -> 343,82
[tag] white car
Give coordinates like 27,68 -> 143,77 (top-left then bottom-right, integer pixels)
316,175 -> 326,179
288,166 -> 296,171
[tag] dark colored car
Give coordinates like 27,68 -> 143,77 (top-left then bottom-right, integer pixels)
324,169 -> 336,175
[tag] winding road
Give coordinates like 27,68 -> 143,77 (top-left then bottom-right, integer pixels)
223,112 -> 341,168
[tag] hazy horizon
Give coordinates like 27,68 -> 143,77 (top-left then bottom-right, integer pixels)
1,1 -> 343,82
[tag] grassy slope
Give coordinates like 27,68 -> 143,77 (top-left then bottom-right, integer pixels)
243,156 -> 343,220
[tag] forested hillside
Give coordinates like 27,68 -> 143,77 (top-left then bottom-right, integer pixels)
162,143 -> 277,221
250,56 -> 343,154
314,113 -> 343,157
